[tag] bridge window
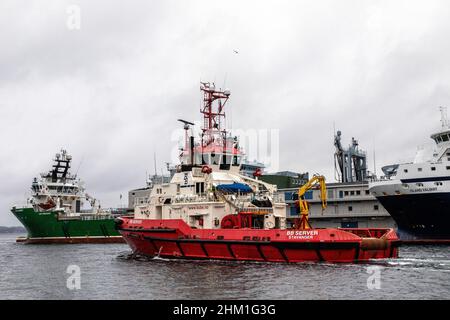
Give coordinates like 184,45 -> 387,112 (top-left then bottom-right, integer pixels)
202,154 -> 210,165
210,152 -> 220,165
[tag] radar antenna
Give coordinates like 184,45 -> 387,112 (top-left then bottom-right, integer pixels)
439,106 -> 449,129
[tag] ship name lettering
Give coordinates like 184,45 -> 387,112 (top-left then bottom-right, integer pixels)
410,187 -> 437,193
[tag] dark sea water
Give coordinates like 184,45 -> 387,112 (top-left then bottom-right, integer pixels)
0,233 -> 448,300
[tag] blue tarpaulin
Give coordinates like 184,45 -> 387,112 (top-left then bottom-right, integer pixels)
216,183 -> 253,193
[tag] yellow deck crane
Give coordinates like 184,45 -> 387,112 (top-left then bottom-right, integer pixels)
294,175 -> 327,229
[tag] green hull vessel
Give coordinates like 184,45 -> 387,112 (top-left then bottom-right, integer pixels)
11,149 -> 127,244
11,207 -> 124,244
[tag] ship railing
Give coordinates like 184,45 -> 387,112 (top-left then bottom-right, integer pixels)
11,204 -> 32,209
79,215 -> 114,221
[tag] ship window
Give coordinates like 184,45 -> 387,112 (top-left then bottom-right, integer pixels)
344,191 -> 349,196
328,190 -> 334,199
442,135 -> 449,142
202,154 -> 210,165
232,156 -> 241,167
416,183 -> 424,187
195,182 -> 205,194
374,205 -> 379,211
431,167 -> 436,171
404,169 -> 408,173
356,190 -> 361,195
402,184 -> 409,189
365,190 -> 370,195
418,168 -> 423,172
348,206 -> 353,212
284,192 -> 293,201
210,152 -> 220,165
350,191 -> 355,196
447,166 -> 450,170
435,182 -> 443,186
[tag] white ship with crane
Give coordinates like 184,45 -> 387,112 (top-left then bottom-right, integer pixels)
369,107 -> 450,241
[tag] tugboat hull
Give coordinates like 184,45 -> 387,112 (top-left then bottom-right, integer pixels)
117,218 -> 399,263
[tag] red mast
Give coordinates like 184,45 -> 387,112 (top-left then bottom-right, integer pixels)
200,82 -> 230,146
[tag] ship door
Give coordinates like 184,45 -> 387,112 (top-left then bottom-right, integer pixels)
275,217 -> 281,229
155,206 -> 162,219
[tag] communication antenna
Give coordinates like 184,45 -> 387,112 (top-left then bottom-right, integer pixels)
373,149 -> 377,177
75,155 -> 84,177
153,152 -> 157,176
440,106 -> 449,129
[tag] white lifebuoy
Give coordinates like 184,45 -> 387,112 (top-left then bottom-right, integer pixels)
265,221 -> 275,229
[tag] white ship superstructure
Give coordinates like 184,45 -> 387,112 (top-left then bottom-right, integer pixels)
133,83 -> 287,230
369,108 -> 450,239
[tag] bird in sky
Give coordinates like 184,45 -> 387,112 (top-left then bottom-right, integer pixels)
233,49 -> 239,54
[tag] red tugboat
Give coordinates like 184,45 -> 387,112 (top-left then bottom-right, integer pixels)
116,83 -> 399,263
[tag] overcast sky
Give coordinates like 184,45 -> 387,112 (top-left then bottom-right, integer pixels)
1,0 -> 450,226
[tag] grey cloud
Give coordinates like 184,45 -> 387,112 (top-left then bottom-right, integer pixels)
1,0 -> 450,225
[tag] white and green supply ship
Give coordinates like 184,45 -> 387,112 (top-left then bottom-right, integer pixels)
11,149 -> 128,243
